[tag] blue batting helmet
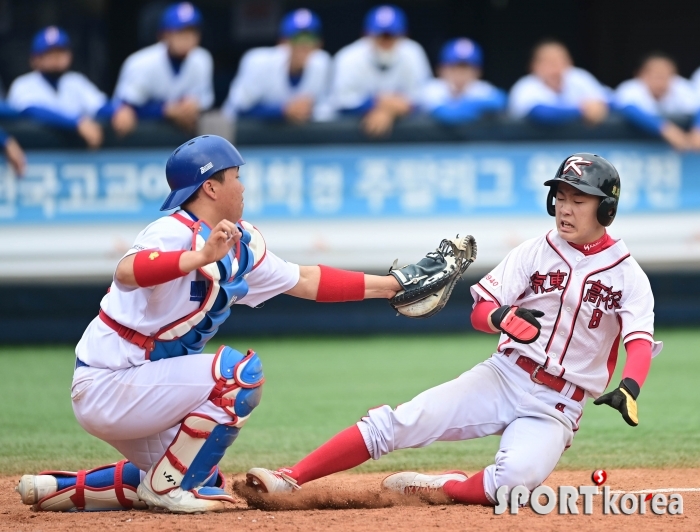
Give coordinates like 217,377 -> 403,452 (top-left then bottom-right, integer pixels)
160,135 -> 245,211
32,26 -> 71,55
440,38 -> 483,68
364,5 -> 407,36
160,2 -> 202,32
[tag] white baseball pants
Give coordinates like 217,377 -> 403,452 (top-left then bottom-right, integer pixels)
357,353 -> 585,503
71,354 -> 229,472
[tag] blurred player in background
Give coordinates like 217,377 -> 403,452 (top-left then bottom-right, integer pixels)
509,39 -> 609,126
114,2 -> 213,132
613,52 -> 700,151
0,128 -> 26,176
688,60 -> 700,101
421,38 -> 506,125
222,8 -> 331,124
7,26 -> 135,148
331,4 -> 431,136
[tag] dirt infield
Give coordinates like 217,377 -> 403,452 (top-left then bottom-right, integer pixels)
2,469 -> 698,532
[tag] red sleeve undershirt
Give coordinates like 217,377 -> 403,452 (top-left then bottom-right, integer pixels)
471,299 -> 499,333
622,338 -> 652,387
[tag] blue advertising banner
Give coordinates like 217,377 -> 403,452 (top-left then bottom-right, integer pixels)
0,142 -> 695,224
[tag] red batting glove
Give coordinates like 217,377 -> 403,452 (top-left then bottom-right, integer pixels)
490,305 -> 544,344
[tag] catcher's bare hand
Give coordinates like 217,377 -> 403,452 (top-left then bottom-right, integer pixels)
198,220 -> 241,265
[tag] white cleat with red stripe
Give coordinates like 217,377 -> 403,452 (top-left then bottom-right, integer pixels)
246,468 -> 300,494
382,471 -> 468,495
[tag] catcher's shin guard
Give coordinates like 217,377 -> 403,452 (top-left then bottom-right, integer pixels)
141,346 -> 264,510
16,460 -> 146,511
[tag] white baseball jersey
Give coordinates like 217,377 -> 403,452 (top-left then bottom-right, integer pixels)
113,42 -> 214,109
508,67 -> 609,118
420,78 -> 503,111
330,37 -> 432,110
7,71 -> 107,116
75,213 -> 299,371
222,44 -> 332,119
613,76 -> 699,115
470,230 -> 662,396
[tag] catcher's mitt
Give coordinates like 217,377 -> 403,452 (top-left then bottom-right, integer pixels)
389,234 -> 477,318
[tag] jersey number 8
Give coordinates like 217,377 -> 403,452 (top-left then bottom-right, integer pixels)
588,309 -> 603,329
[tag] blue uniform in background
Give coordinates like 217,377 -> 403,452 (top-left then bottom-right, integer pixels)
421,38 -> 506,124
7,27 -> 117,130
613,76 -> 699,135
509,67 -> 608,124
113,3 -> 213,118
222,9 -> 332,121
330,5 -> 431,114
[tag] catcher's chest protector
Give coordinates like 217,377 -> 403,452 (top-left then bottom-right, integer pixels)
146,214 -> 266,361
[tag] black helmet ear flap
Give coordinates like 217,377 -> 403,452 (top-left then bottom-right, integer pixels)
546,186 -> 556,217
597,197 -> 617,227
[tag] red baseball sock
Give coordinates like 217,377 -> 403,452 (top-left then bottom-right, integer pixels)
443,470 -> 492,506
283,425 -> 370,485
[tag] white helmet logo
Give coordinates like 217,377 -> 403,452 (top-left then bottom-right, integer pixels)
454,39 -> 474,58
45,26 -> 60,44
200,161 -> 213,174
178,3 -> 194,22
294,9 -> 312,28
563,156 -> 592,177
376,6 -> 395,26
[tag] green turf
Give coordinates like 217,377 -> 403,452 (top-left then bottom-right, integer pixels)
1,329 -> 698,476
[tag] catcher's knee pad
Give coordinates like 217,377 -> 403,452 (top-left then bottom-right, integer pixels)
209,345 -> 264,427
23,460 -> 146,511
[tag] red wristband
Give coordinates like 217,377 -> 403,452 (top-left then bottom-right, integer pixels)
316,265 -> 365,302
471,300 -> 499,333
133,249 -> 186,287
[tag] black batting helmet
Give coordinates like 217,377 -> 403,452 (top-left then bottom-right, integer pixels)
544,153 -> 621,227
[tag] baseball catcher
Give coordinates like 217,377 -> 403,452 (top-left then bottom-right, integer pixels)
14,134 -> 467,513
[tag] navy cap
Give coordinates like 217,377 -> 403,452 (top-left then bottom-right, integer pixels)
440,38 -> 483,68
31,26 -> 70,55
280,9 -> 322,39
364,5 -> 407,36
160,2 -> 202,32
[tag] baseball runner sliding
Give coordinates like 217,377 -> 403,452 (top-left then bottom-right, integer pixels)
16,135 -> 471,513
243,153 -> 662,506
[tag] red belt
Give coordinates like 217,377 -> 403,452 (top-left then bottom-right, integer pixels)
99,309 -> 155,353
515,355 -> 585,402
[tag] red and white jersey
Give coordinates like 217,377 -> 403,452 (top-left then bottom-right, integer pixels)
471,230 -> 663,396
76,212 -> 299,370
